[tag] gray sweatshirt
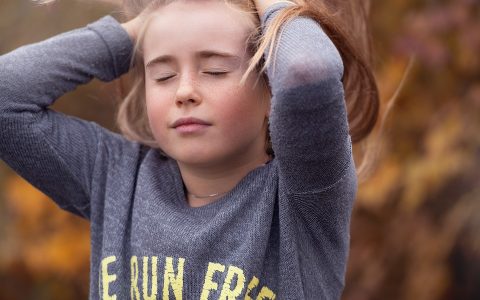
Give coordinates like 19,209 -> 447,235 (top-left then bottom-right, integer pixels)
0,2 -> 357,299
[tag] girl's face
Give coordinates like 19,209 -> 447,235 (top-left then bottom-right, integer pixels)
142,0 -> 270,167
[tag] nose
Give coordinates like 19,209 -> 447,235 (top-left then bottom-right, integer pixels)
175,73 -> 201,106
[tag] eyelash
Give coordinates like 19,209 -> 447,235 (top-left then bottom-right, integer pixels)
155,72 -> 228,82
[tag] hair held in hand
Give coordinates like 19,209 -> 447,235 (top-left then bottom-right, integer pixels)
33,0 -> 401,182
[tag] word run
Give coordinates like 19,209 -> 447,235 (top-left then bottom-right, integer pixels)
99,255 -> 277,299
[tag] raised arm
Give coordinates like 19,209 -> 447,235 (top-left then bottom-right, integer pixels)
259,3 -> 358,293
0,16 -> 137,219
260,2 -> 355,194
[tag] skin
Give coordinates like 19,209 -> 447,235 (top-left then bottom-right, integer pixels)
121,0 -> 287,207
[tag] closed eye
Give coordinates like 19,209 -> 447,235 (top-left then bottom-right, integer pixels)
155,72 -> 228,82
204,71 -> 228,76
155,76 -> 174,82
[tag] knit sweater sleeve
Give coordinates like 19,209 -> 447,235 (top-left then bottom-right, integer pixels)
260,3 -> 357,194
260,4 -> 358,287
0,16 -> 135,219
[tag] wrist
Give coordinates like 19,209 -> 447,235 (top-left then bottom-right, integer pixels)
121,23 -> 136,42
255,0 -> 296,18
121,16 -> 143,43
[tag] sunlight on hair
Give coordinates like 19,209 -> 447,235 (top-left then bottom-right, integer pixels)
31,0 -> 121,5
356,53 -> 416,182
31,0 -> 56,4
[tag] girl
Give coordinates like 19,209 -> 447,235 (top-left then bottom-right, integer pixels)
0,0 -> 380,299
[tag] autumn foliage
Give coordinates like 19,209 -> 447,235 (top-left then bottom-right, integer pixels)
0,0 -> 479,299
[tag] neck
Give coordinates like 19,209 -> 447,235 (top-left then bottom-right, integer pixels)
177,153 -> 271,208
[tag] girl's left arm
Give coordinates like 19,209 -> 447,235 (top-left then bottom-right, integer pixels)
260,2 -> 358,289
261,2 -> 357,195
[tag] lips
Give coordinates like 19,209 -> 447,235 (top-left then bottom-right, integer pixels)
171,117 -> 211,128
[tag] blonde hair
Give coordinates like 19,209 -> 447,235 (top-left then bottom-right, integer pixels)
34,0 -> 403,182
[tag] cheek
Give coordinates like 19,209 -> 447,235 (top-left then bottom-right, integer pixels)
145,87 -> 171,136
229,73 -> 270,117
217,87 -> 267,130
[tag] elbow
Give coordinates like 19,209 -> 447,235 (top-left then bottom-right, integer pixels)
283,54 -> 344,89
297,49 -> 343,78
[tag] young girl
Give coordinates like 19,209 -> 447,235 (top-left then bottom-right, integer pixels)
0,0 -> 380,299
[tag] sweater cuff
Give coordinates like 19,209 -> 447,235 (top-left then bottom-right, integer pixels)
260,1 -> 296,31
86,15 -> 134,78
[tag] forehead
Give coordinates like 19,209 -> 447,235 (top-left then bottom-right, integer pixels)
143,1 -> 253,62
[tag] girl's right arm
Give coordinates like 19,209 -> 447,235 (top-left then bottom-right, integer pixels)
0,15 -> 138,219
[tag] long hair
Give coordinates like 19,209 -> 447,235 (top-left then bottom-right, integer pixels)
34,0 -> 401,182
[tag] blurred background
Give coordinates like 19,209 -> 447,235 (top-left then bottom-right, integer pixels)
0,0 -> 479,299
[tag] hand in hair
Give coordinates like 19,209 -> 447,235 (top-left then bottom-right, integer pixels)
121,14 -> 143,42
253,0 -> 296,18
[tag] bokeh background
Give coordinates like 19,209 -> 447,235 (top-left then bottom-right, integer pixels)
0,0 -> 479,299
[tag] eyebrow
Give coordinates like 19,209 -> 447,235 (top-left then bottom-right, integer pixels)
145,50 -> 241,68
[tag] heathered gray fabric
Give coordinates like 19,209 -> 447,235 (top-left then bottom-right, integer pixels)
0,2 -> 357,299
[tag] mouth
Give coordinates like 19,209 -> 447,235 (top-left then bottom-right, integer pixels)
171,117 -> 212,134
171,117 -> 211,128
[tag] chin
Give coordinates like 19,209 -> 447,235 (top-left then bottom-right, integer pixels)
166,147 -> 224,167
